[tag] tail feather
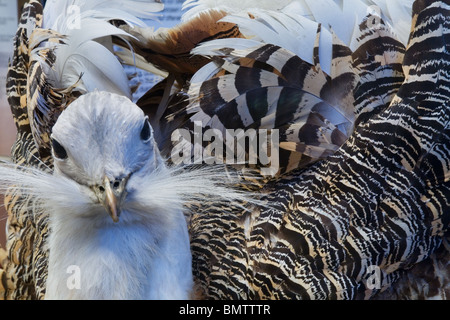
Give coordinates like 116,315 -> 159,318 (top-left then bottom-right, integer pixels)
42,0 -> 163,30
220,9 -> 334,75
186,36 -> 356,175
173,3 -> 413,177
38,1 -> 163,96
114,9 -> 243,85
181,0 -> 413,46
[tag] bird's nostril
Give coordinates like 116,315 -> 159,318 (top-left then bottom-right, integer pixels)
99,186 -> 105,193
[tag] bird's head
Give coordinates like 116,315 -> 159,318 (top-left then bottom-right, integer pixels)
50,91 -> 164,223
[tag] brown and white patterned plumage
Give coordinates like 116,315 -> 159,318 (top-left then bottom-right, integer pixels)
131,1 -> 409,178
188,0 -> 449,299
176,0 -> 448,299
1,0 -> 449,300
1,1 -> 50,299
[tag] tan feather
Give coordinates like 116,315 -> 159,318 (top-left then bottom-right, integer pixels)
116,10 -> 244,84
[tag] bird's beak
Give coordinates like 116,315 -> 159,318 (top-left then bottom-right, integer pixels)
95,176 -> 129,223
103,177 -> 120,223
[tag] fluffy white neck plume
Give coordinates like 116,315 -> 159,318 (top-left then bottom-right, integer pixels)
0,91 -> 258,299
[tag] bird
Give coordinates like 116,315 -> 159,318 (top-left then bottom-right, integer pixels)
0,0 -> 448,300
2,91 -> 194,299
1,90 -> 256,299
0,0 -> 260,299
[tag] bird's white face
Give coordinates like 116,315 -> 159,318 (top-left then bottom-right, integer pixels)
50,91 -> 164,223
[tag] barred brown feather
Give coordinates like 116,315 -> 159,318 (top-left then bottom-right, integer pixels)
1,0 -> 49,300
189,0 -> 449,299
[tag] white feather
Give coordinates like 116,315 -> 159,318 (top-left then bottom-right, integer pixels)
182,0 -> 413,46
221,11 -> 306,51
220,10 -> 333,74
56,40 -> 131,95
181,0 -> 292,21
189,61 -> 224,85
382,0 -> 414,45
190,38 -> 264,86
0,162 -> 91,216
36,0 -> 164,98
43,0 -> 164,30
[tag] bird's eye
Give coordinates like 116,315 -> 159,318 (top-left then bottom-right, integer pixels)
52,138 -> 68,160
140,118 -> 152,142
